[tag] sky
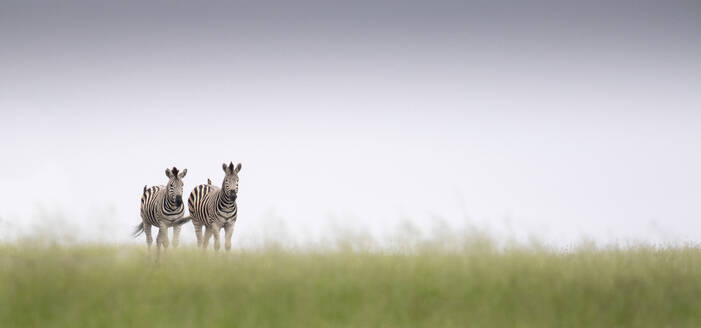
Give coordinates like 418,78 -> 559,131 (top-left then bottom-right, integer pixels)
1,0 -> 700,246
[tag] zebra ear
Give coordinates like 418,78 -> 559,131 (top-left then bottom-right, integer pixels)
178,168 -> 187,178
235,163 -> 242,173
165,168 -> 173,178
222,163 -> 228,173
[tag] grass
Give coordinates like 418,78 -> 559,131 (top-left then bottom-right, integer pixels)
1,242 -> 701,327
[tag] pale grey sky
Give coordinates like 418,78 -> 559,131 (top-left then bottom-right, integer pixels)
1,0 -> 700,246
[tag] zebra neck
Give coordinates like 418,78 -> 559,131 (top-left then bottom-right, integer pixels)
216,192 -> 236,214
163,195 -> 181,214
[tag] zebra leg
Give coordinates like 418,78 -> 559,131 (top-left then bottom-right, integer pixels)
155,226 -> 163,260
172,224 -> 182,248
193,223 -> 203,248
224,222 -> 235,251
157,224 -> 169,251
144,223 -> 153,250
203,225 -> 213,249
212,223 -> 222,251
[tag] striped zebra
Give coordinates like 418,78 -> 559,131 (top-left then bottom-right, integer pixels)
188,162 -> 241,250
133,167 -> 190,254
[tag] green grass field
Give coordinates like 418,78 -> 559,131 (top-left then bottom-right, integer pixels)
1,242 -> 701,327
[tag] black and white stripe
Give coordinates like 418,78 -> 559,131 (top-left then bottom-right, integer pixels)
133,166 -> 188,254
140,186 -> 185,226
187,162 -> 241,250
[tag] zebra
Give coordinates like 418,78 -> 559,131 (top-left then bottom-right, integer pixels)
188,162 -> 241,250
133,167 -> 190,254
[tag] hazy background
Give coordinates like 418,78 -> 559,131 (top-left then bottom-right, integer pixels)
1,0 -> 699,246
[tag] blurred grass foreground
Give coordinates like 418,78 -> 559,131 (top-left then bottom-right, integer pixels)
2,238 -> 701,327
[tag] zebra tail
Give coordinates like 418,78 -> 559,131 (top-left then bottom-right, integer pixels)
174,216 -> 192,226
132,222 -> 145,237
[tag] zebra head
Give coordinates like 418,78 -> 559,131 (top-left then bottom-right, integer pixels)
221,162 -> 242,201
165,166 -> 187,206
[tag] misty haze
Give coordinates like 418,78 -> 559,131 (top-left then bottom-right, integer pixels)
2,0 -> 699,247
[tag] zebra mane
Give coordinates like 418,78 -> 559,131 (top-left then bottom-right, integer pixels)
171,167 -> 179,178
